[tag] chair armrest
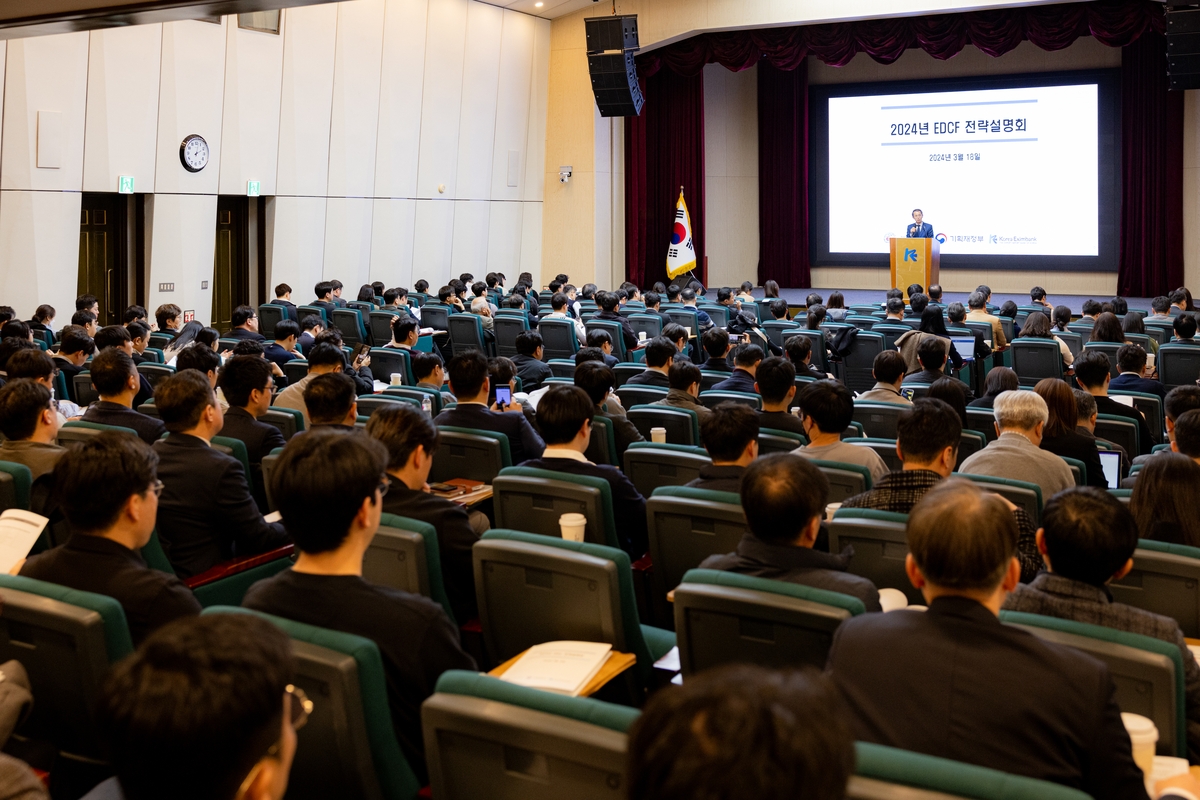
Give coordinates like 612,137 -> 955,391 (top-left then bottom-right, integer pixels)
183,545 -> 295,589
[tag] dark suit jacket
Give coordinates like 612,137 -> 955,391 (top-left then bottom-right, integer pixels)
906,221 -> 934,238
711,368 -> 756,394
906,369 -> 975,401
1109,372 -> 1168,403
273,299 -> 298,320
218,407 -> 286,512
82,401 -> 166,445
1041,430 -> 1107,489
433,403 -> 545,464
297,332 -> 316,355
685,465 -> 745,494
593,310 -> 638,352
511,354 -> 553,392
519,456 -> 648,556
826,595 -> 1148,800
311,300 -> 337,316
227,328 -> 265,341
263,342 -> 300,369
702,357 -> 732,373
152,433 -> 289,578
624,369 -> 670,388
54,359 -> 85,403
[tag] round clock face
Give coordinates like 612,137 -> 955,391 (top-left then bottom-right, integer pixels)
180,134 -> 209,173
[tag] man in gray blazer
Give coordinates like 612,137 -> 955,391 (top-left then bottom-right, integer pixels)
958,390 -> 1073,500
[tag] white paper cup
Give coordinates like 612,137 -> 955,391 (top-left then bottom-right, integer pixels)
559,513 -> 587,543
1122,712 -> 1158,783
651,426 -> 667,444
390,373 -> 403,386
825,502 -> 842,520
685,326 -> 693,336
638,331 -> 647,341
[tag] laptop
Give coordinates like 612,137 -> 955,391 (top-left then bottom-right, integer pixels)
950,336 -> 976,362
1099,450 -> 1123,490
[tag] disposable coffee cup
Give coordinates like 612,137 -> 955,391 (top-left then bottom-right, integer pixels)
638,331 -> 647,341
651,427 -> 667,444
685,326 -> 693,336
390,373 -> 403,386
825,502 -> 842,520
1122,712 -> 1158,784
559,513 -> 586,543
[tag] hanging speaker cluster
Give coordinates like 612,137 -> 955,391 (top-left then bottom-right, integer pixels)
1167,2 -> 1200,90
585,15 -> 644,117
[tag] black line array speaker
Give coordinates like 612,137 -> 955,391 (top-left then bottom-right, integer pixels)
585,15 -> 643,117
1167,4 -> 1200,90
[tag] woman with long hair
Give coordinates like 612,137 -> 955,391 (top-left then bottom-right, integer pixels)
1090,312 -> 1125,344
1019,311 -> 1073,366
916,306 -> 963,370
1122,313 -> 1158,355
968,366 -> 1018,408
806,305 -> 827,330
826,290 -> 849,322
736,281 -> 755,302
928,377 -> 968,426
998,300 -> 1020,337
356,284 -> 376,305
162,320 -> 205,363
1052,305 -> 1072,332
1130,453 -> 1200,547
1033,378 -> 1105,487
763,280 -> 780,299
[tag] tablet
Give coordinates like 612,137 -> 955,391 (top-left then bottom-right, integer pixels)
1099,451 -> 1123,489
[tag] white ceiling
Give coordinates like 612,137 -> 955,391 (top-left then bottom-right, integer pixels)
481,0 -> 597,21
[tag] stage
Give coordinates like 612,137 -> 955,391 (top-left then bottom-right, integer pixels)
753,288 -> 1156,313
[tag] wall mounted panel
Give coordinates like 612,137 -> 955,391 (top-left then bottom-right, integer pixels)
374,0 -> 429,199
154,20 -> 227,195
218,15 -> 285,196
275,3 -> 337,197
327,0 -> 386,198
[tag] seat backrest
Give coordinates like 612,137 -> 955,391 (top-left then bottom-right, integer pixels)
493,315 -> 529,359
356,394 -> 416,419
421,305 -> 450,332
202,607 -> 417,800
842,331 -> 885,393
627,405 -> 698,446
1110,391 -> 1163,445
757,428 -> 806,454
364,513 -> 454,623
614,384 -> 668,410
698,370 -> 727,392
58,420 -> 140,445
852,403 -> 904,439
448,314 -> 488,356
1110,541 -> 1200,638
612,363 -> 647,388
956,429 -> 987,467
960,474 -> 1043,523
1082,342 -> 1123,378
383,385 -> 443,415
1010,339 -> 1063,386
368,347 -> 413,385
368,310 -> 400,348
665,309 -> 699,337
218,338 -> 241,352
790,329 -> 829,373
547,357 -> 576,378
627,313 -> 662,341
0,461 -> 32,511
965,407 -> 997,442
811,459 -> 872,501
73,371 -> 100,406
584,320 -> 627,361
849,438 -> 902,473
586,415 -> 619,467
538,319 -> 580,360
1002,610 -> 1184,757
762,320 -> 799,348
699,304 -> 729,328
1159,343 -> 1200,389
1142,323 -> 1171,346
0,574 -> 133,759
432,427 -> 512,484
674,569 -> 862,675
698,390 -> 761,410
297,304 -> 328,323
493,467 -> 618,549
261,407 -> 301,440
870,323 -> 909,353
423,671 -> 633,800
621,446 -> 711,499
282,358 -> 310,386
1055,330 -> 1084,357
1095,414 -> 1139,460
828,509 -> 918,605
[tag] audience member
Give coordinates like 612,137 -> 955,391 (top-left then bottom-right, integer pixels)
700,328 -> 732,372
0,380 -> 63,480
700,453 -> 880,610
660,323 -> 692,364
1130,453 -> 1200,548
1018,311 -> 1073,366
755,356 -> 805,433
575,360 -> 642,459
519,385 -> 648,556
154,303 -> 181,333
80,349 -> 166,445
624,337 -> 673,387
227,306 -> 264,341
53,327 -> 95,399
969,366 -> 1019,409
927,377 -> 968,426
712,344 -> 762,393
20,432 -> 200,646
593,291 -> 638,352
1175,313 -> 1198,343
1002,487 -> 1200,761
1074,350 -> 1153,454
303,372 -> 358,430
5,349 -> 81,419
545,292 -> 587,344
792,380 -> 888,483
826,479 -> 1152,800
511,330 -> 552,392
1109,343 -> 1166,402
153,370 -> 288,578
908,337 -> 975,400
958,390 -> 1074,498
263,319 -> 301,369
687,403 -> 759,492
272,342 -> 344,427
627,665 -> 854,800
433,351 -> 544,463
217,355 -> 285,510
965,291 -> 1007,348
783,334 -> 826,379
651,360 -> 712,423
1033,378 -> 1106,489
297,315 -> 323,354
585,329 -> 620,368
856,350 -> 911,405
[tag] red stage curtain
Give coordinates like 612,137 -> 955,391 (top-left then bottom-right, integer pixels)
756,60 -> 809,288
1118,30 -> 1184,296
624,68 -> 705,290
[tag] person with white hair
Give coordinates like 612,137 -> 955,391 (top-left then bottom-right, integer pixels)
469,296 -> 495,334
958,390 -> 1075,499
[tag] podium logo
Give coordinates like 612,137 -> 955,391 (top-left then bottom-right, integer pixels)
903,248 -> 918,262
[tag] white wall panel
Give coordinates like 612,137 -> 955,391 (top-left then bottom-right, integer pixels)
218,19 -> 285,196
490,11 -> 534,201
374,0 -> 429,199
523,18 -> 550,202
267,196 -> 327,300
146,193 -> 218,319
276,4 -> 338,196
455,2 -> 503,201
154,20 -> 227,195
2,34 -> 87,191
370,198 -> 417,285
0,190 -> 80,319
323,196 -> 374,286
416,0 -> 469,199
83,26 -> 162,194
450,199 -> 490,274
327,0 -> 386,198
486,201 -> 522,274
519,200 -> 542,286
411,199 -> 455,286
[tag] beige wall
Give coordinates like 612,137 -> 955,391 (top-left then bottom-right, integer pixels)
704,63 -> 759,289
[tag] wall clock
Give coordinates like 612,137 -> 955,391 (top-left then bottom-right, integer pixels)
180,134 -> 209,173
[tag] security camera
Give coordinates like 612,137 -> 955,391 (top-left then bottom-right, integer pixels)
559,166 -> 573,183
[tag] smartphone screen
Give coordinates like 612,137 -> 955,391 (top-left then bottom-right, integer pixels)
729,334 -> 740,344
353,343 -> 370,360
900,388 -> 916,400
495,386 -> 512,406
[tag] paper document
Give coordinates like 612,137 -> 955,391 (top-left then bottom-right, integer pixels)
0,510 -> 48,573
499,641 -> 613,696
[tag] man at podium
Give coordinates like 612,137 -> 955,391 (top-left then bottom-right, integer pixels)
906,209 -> 933,238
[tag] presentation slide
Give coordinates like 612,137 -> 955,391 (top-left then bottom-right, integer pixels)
826,83 -> 1099,257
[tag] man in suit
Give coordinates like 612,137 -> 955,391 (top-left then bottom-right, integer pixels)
1175,314 -> 1199,344
754,356 -> 805,434
793,380 -> 889,484
857,350 -> 912,406
263,319 -> 301,370
94,324 -> 154,407
433,351 -> 544,463
592,291 -> 639,354
1074,350 -> 1154,455
310,281 -> 337,317
542,292 -> 587,345
712,344 -> 761,393
701,328 -> 733,372
366,404 -> 488,622
700,453 -> 881,611
907,337 -> 975,401
905,208 -> 933,238
303,373 -> 359,431
53,326 -> 94,403
81,349 -> 166,446
226,305 -> 265,342
958,389 -> 1074,499
0,379 -> 64,481
625,337 -> 674,388
127,321 -> 151,365
575,360 -> 642,460
273,282 -> 298,318
329,279 -> 348,308
966,291 -> 1008,349
519,384 -> 648,556
652,360 -> 712,424
511,330 -> 552,392
1003,486 -> 1200,761
680,288 -> 713,333
687,403 -> 759,493
216,355 -> 285,511
826,479 -> 1156,800
272,342 -> 344,427
1109,343 -> 1167,402
19,432 -> 200,646
641,291 -> 674,328
152,370 -> 289,578
154,303 -> 181,335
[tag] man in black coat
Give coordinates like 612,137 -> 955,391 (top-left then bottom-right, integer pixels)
433,351 -> 544,464
624,337 -> 674,388
80,349 -> 166,446
510,330 -> 553,393
215,356 -> 286,512
225,305 -> 265,341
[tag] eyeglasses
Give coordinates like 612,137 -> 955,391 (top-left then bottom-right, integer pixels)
149,480 -> 164,498
377,478 -> 390,498
235,685 -> 312,799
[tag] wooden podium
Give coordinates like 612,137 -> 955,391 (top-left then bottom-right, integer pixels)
890,238 -> 940,298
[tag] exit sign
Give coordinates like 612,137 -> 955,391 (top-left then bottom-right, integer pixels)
117,175 -> 134,194
247,180 -> 260,197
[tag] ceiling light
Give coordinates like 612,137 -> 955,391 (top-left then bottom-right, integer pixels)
535,2 -> 543,6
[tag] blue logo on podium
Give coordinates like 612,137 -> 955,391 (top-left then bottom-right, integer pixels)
903,248 -> 917,262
